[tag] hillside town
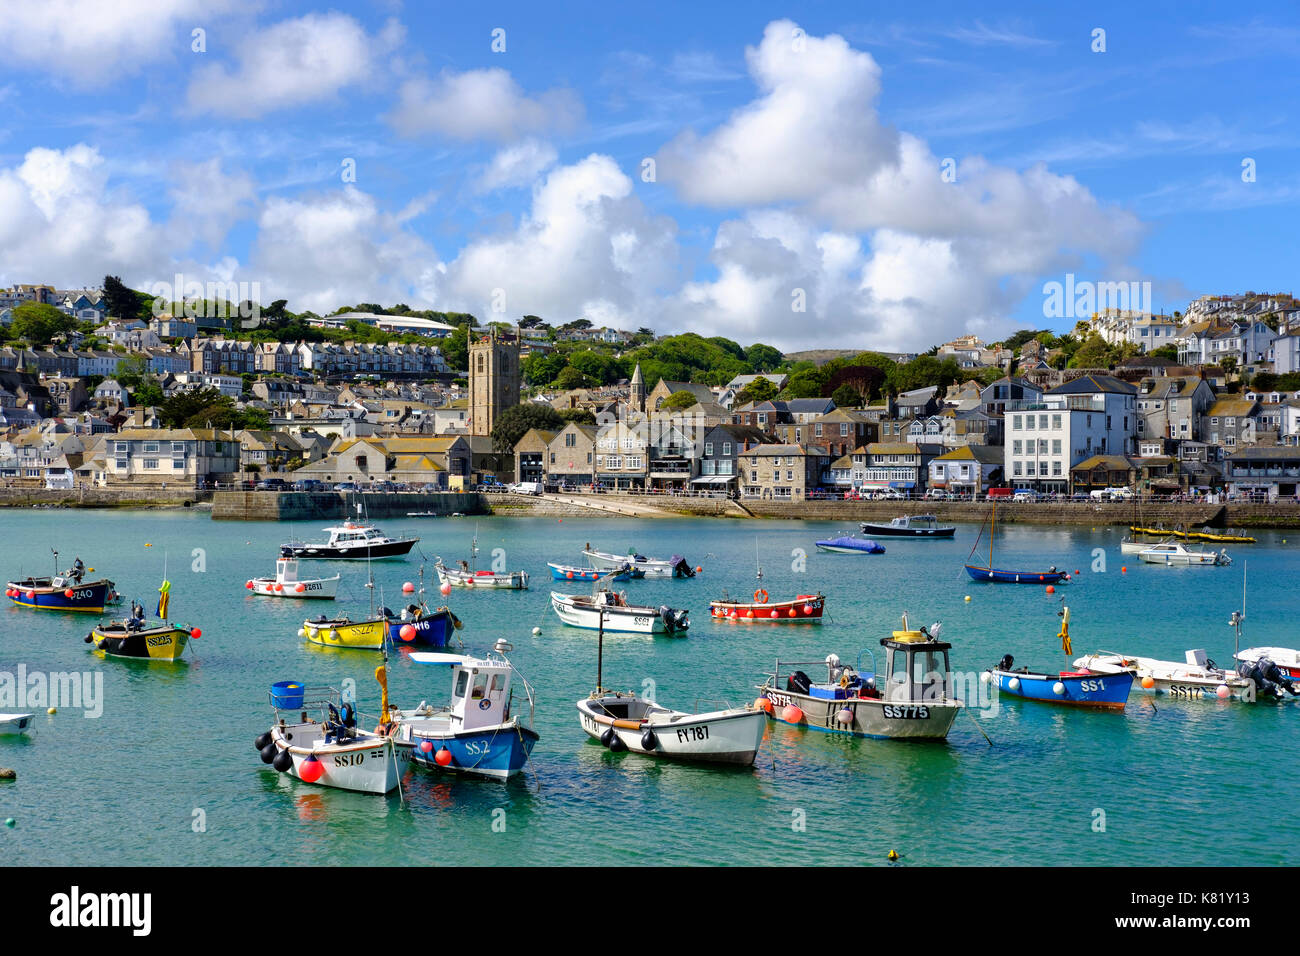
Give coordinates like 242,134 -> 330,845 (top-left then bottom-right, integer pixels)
5,281 -> 1300,504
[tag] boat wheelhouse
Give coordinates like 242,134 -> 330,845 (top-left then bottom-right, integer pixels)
247,554 -> 339,599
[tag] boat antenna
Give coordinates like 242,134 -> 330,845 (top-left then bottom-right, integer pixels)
596,604 -> 605,693
755,535 -> 762,581
52,547 -> 59,576
1230,561 -> 1247,660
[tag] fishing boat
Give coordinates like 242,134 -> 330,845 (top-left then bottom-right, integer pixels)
859,515 -> 955,538
5,551 -> 117,612
390,638 -> 539,780
756,615 -> 962,740
986,607 -> 1132,710
576,607 -> 763,765
281,520 -> 417,560
551,588 -> 689,635
1072,650 -> 1256,701
435,559 -> 529,589
256,676 -> 407,795
246,552 -> 339,599
710,591 -> 825,623
0,713 -> 35,736
1136,542 -> 1230,566
85,572 -> 197,661
300,551 -> 386,650
814,535 -> 885,554
583,548 -> 695,578
547,562 -> 640,581
964,503 -> 1068,584
384,565 -> 462,649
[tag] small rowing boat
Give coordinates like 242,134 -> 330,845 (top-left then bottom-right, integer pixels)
547,562 -> 640,582
814,535 -> 885,554
0,713 -> 35,736
986,607 -> 1132,710
436,559 -> 529,589
710,591 -> 824,623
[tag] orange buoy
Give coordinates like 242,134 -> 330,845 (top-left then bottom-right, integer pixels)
755,697 -> 773,713
1046,585 -> 1055,594
781,704 -> 804,723
1141,676 -> 1155,689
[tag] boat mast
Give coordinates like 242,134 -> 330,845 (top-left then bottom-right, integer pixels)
988,501 -> 995,570
596,605 -> 605,693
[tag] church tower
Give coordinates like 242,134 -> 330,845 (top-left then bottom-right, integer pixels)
630,362 -> 645,414
468,328 -> 521,436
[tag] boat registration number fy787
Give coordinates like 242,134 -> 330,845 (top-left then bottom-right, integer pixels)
675,725 -> 709,743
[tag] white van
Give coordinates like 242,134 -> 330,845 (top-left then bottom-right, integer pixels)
510,481 -> 544,496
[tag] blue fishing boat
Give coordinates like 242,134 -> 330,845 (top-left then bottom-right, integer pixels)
814,535 -> 885,554
6,552 -> 117,613
964,503 -> 1068,584
392,639 -> 539,780
547,562 -> 641,582
382,564 -> 461,648
986,608 -> 1132,710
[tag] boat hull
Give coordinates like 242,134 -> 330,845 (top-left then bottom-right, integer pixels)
860,524 -> 955,537
7,578 -> 115,612
0,713 -> 35,735
965,565 -> 1068,584
991,669 -> 1132,709
89,624 -> 190,660
548,564 -> 633,582
301,618 -> 386,650
1136,548 -> 1227,566
399,723 -> 539,780
1073,654 -> 1254,701
758,686 -> 960,740
249,576 -> 338,599
269,724 -> 405,794
576,697 -> 764,765
710,594 -> 824,623
283,539 -> 416,560
384,611 -> 455,648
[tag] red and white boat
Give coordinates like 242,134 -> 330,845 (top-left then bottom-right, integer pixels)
247,555 -> 339,599
709,591 -> 825,623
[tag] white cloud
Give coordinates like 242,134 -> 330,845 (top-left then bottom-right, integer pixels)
186,13 -> 401,119
476,140 -> 559,193
440,154 -> 677,323
0,0 -> 241,86
388,68 -> 582,141
165,158 -> 259,251
246,187 -> 441,314
655,20 -> 1144,350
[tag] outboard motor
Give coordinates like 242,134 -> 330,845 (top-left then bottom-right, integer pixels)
658,606 -> 688,634
1238,658 -> 1299,699
671,557 -> 695,578
998,654 -> 1015,672
786,670 -> 812,695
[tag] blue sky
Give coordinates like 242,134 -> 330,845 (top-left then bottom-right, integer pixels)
1,1 -> 1296,350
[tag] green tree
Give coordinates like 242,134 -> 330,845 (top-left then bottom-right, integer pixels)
831,383 -> 862,408
490,403 -> 566,457
9,302 -> 76,345
102,275 -> 145,320
558,408 -> 596,425
441,325 -> 469,372
660,390 -> 701,411
781,366 -> 830,399
744,343 -> 784,371
736,376 -> 779,406
553,365 -> 588,390
522,350 -> 568,386
1149,345 -> 1179,361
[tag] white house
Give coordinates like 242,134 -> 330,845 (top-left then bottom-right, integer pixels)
1005,375 -> 1137,491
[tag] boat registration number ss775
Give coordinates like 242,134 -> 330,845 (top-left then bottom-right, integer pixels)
881,705 -> 930,719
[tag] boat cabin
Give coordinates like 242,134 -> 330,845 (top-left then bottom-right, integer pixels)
880,626 -> 954,704
275,557 -> 303,584
410,652 -> 517,731
325,523 -> 388,547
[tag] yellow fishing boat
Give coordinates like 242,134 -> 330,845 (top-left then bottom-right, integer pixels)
299,616 -> 386,651
1129,526 -> 1255,545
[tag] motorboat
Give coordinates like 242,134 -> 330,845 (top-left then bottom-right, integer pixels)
85,579 -> 197,661
859,515 -> 955,538
6,551 -> 116,612
1136,542 -> 1230,566
436,558 -> 529,590
710,591 -> 824,623
814,535 -> 885,554
551,589 -> 689,635
756,616 -> 962,739
1072,649 -> 1257,701
986,607 -> 1132,710
0,713 -> 35,736
583,549 -> 695,578
247,553 -> 339,599
547,562 -> 640,582
577,693 -> 765,765
281,521 -> 417,560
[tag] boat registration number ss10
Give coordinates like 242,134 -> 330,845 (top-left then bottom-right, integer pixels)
882,705 -> 930,719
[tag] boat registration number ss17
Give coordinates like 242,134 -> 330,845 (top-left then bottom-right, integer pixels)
882,705 -> 930,719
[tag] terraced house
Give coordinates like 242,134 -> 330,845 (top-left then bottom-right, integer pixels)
740,444 -> 824,500
106,429 -> 242,487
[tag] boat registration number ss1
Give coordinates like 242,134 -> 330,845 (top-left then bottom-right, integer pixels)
882,705 -> 930,719
1077,679 -> 1108,693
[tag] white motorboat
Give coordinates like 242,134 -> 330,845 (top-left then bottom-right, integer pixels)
551,588 -> 689,635
1235,646 -> 1300,683
247,554 -> 339,599
0,713 -> 35,735
1073,649 -> 1257,701
282,521 -> 417,560
577,693 -> 765,765
435,558 -> 529,590
1120,534 -> 1173,555
389,638 -> 539,780
583,549 -> 695,578
1136,542 -> 1230,566
257,681 -> 409,794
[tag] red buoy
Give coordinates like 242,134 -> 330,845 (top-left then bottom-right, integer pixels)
419,739 -> 434,753
190,628 -> 201,639
781,704 -> 805,723
64,588 -> 75,598
245,580 -> 254,590
434,747 -> 454,767
298,755 -> 324,783
399,624 -> 416,642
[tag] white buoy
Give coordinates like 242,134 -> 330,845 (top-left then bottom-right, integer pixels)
1052,681 -> 1066,696
532,626 -> 541,636
980,671 -> 991,684
1008,677 -> 1021,692
1216,684 -> 1230,699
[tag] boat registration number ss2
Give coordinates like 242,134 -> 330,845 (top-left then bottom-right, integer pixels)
882,705 -> 930,719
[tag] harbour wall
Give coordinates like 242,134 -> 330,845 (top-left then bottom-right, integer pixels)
0,486 -> 212,509
211,491 -> 485,521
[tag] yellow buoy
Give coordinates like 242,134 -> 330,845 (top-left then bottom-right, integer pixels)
47,707 -> 57,715
888,850 -> 900,861
964,595 -> 971,603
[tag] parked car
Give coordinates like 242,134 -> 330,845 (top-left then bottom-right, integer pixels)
986,487 -> 1013,500
333,482 -> 358,492
255,478 -> 289,491
1012,489 -> 1040,502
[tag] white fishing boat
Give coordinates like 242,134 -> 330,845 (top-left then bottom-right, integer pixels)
247,553 -> 339,599
256,676 -> 409,795
551,588 -> 689,635
282,520 -> 417,560
583,548 -> 695,578
0,713 -> 35,735
435,558 -> 529,590
1072,650 -> 1256,701
1136,542 -> 1230,566
575,601 -> 763,765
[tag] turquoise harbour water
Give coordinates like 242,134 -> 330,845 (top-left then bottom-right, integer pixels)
0,509 -> 1296,867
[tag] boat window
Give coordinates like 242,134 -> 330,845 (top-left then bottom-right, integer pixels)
489,673 -> 505,695
453,671 -> 469,699
471,673 -> 487,699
